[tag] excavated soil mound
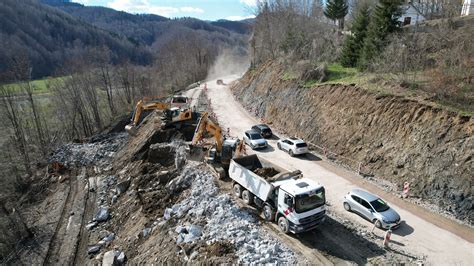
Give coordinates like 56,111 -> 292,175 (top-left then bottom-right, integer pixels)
253,167 -> 279,178
205,241 -> 235,257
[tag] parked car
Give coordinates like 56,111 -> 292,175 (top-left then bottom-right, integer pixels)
243,130 -> 268,150
277,137 -> 309,156
343,188 -> 401,229
251,124 -> 273,138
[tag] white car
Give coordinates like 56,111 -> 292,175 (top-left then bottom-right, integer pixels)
243,130 -> 268,150
277,137 -> 309,156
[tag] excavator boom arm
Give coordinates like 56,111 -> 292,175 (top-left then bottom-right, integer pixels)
192,112 -> 223,151
131,100 -> 144,126
131,100 -> 170,126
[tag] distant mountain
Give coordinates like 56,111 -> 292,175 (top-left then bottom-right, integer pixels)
0,0 -> 151,81
43,1 -> 252,46
211,20 -> 253,35
0,0 -> 251,82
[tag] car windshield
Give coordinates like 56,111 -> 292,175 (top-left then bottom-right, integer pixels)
370,198 -> 390,212
296,143 -> 307,148
250,133 -> 262,139
295,188 -> 325,213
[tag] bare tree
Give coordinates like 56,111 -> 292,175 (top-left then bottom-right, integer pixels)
0,85 -> 32,175
6,54 -> 50,157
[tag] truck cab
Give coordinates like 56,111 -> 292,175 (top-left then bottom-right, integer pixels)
274,178 -> 326,234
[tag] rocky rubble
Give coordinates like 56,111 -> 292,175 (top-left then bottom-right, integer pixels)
49,133 -> 127,167
71,112 -> 298,264
162,164 -> 297,264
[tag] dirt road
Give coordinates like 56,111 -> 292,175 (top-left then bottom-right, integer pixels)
194,76 -> 474,265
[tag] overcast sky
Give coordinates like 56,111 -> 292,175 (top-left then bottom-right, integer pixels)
72,0 -> 257,21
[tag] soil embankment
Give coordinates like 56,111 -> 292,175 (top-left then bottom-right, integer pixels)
232,62 -> 473,224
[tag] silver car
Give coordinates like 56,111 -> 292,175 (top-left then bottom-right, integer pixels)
343,188 -> 401,229
243,130 -> 267,150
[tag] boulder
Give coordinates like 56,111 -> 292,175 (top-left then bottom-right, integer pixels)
86,221 -> 98,230
87,245 -> 101,254
102,250 -> 116,266
116,179 -> 131,195
95,207 -> 110,222
147,144 -> 175,166
116,251 -> 126,264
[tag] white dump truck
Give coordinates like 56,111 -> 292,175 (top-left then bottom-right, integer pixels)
229,154 -> 326,234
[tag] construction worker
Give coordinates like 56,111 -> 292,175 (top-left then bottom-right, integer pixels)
383,227 -> 392,249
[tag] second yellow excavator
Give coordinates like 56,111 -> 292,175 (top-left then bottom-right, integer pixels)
191,112 -> 244,169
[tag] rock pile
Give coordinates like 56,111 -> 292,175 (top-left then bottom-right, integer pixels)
49,133 -> 127,166
163,164 -> 297,264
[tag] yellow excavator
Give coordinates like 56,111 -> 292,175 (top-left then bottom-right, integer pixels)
191,112 -> 244,169
161,107 -> 195,129
125,99 -> 196,136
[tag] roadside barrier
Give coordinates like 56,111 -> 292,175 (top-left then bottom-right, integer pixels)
402,182 -> 410,198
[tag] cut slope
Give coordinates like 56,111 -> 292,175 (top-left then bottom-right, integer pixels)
232,61 -> 473,224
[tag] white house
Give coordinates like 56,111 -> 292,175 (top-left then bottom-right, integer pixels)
399,3 -> 426,26
461,0 -> 473,16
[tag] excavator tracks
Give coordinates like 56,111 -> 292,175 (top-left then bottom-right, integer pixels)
43,168 -> 88,265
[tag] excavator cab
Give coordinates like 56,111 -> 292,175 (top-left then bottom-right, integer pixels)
161,107 -> 195,129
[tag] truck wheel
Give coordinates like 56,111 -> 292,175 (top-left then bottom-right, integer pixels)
278,217 -> 290,234
289,150 -> 294,157
263,205 -> 275,221
277,143 -> 281,150
233,183 -> 242,198
242,190 -> 254,205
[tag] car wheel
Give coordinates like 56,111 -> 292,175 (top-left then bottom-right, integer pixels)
289,150 -> 294,157
343,202 -> 351,212
278,216 -> 290,234
242,190 -> 254,205
233,183 -> 242,198
277,143 -> 281,150
374,219 -> 383,229
263,205 -> 275,221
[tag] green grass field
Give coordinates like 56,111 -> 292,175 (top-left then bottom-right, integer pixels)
3,76 -> 65,94
304,63 -> 360,87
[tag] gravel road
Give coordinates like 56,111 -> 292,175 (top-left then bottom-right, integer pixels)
186,75 -> 474,265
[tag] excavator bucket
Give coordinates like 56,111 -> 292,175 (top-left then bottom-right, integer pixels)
125,124 -> 138,136
187,144 -> 207,162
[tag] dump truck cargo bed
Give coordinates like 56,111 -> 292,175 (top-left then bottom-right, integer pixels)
229,155 -> 294,201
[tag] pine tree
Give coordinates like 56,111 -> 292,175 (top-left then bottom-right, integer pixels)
359,0 -> 403,70
340,3 -> 370,67
324,0 -> 349,30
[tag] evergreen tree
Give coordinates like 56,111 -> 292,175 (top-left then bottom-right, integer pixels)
359,0 -> 403,69
339,3 -> 370,67
324,0 -> 349,30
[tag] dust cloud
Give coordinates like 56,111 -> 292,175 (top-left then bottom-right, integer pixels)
206,48 -> 250,80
